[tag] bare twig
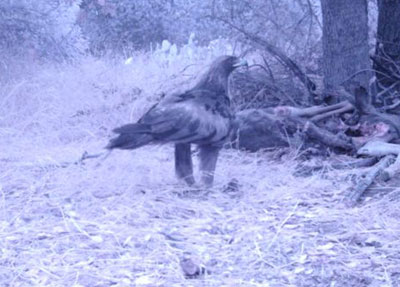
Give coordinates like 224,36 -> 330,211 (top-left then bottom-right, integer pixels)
376,81 -> 399,99
381,99 -> 400,111
267,201 -> 299,250
213,16 -> 317,102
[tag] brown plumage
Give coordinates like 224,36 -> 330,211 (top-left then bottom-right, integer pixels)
107,55 -> 247,186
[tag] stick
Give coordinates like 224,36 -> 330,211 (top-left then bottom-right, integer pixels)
332,157 -> 378,169
273,101 -> 352,118
357,141 -> 400,157
280,116 -> 354,151
294,157 -> 377,178
35,150 -> 111,169
344,155 -> 395,207
310,102 -> 354,122
302,120 -> 354,150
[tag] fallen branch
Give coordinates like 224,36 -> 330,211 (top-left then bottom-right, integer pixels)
344,154 -> 395,207
294,157 -> 377,177
357,141 -> 400,157
381,99 -> 400,112
332,157 -> 378,169
310,102 -> 354,122
298,119 -> 354,151
273,100 -> 352,118
281,116 -> 354,150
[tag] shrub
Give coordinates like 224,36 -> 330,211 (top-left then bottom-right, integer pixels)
0,0 -> 86,80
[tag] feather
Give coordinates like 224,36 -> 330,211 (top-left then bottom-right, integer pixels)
112,123 -> 151,134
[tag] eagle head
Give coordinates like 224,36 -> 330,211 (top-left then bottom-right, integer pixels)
211,55 -> 248,75
195,55 -> 248,94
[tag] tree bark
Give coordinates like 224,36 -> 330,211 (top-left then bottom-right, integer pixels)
373,0 -> 400,104
321,0 -> 371,100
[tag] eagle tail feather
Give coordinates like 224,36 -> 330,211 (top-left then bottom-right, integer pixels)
106,123 -> 153,150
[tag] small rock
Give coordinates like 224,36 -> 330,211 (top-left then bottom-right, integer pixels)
92,187 -> 121,199
223,178 -> 242,198
180,257 -> 202,279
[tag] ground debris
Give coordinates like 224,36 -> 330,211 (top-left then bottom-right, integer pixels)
344,154 -> 395,206
180,257 -> 205,279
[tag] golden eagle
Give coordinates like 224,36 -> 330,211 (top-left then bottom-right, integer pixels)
106,55 -> 247,186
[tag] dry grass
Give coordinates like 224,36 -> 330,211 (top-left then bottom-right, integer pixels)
1,53 -> 400,287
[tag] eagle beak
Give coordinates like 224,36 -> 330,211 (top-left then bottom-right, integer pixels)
233,58 -> 248,68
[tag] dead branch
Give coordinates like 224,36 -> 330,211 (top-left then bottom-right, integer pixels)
357,141 -> 400,157
381,98 -> 400,111
294,157 -> 377,177
332,157 -> 378,169
303,120 -> 353,150
376,82 -> 400,102
214,16 -> 317,102
352,133 -> 396,150
344,154 -> 396,207
273,100 -> 353,118
310,102 -> 354,122
283,117 -> 354,151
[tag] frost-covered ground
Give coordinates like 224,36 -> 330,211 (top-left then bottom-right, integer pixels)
1,52 -> 400,287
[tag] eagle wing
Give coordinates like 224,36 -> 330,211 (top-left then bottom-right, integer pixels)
107,89 -> 232,150
138,90 -> 230,144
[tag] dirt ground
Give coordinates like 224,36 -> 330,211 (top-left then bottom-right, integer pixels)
2,136 -> 400,286
1,58 -> 400,287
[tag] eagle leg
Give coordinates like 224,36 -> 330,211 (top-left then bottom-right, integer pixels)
199,144 -> 220,187
175,143 -> 195,185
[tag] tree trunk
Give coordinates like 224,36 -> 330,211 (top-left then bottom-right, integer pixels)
321,0 -> 371,101
373,0 -> 400,105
